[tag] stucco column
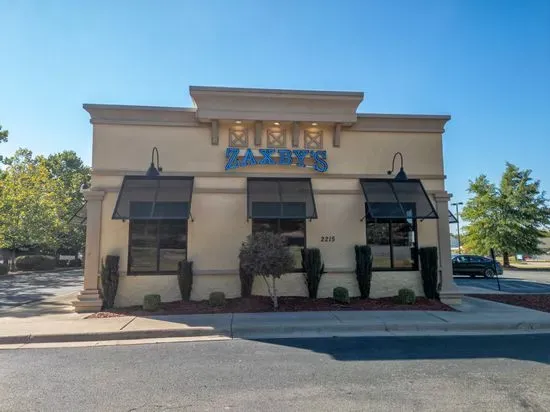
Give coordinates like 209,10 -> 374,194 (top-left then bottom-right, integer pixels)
73,190 -> 105,313
434,191 -> 462,305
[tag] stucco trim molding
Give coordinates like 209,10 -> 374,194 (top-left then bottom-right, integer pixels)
351,114 -> 451,133
92,169 -> 446,180
189,85 -> 364,123
83,104 -> 203,127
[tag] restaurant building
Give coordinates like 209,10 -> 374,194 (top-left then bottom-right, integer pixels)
73,86 -> 461,312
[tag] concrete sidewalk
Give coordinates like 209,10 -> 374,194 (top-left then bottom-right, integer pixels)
2,295 -> 550,347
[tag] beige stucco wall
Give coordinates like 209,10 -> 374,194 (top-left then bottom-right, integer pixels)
92,119 -> 445,307
114,271 -> 424,307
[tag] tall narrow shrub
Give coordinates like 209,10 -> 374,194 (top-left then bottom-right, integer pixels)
101,255 -> 120,309
239,260 -> 254,298
301,248 -> 325,298
419,247 -> 439,299
354,245 -> 373,299
177,259 -> 193,301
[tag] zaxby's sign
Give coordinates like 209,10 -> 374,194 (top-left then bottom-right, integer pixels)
225,148 -> 328,173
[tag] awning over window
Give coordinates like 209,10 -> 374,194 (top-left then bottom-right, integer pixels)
68,201 -> 87,226
112,176 -> 194,220
449,210 -> 458,224
247,178 -> 318,219
359,179 -> 438,219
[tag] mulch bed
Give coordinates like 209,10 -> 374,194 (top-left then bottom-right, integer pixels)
470,294 -> 550,313
87,295 -> 454,318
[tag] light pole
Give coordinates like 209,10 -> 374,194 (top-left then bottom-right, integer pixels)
451,202 -> 463,254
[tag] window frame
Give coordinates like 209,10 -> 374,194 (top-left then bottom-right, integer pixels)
251,217 -> 307,273
127,219 -> 188,275
365,204 -> 419,271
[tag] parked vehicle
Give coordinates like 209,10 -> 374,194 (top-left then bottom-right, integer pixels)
451,254 -> 503,278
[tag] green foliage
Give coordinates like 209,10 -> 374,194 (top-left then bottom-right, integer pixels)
419,247 -> 439,299
354,245 -> 373,298
143,294 -> 161,311
239,232 -> 294,310
0,264 -> 9,276
462,163 -> 550,265
333,287 -> 350,304
177,260 -> 193,301
0,123 -> 7,144
101,255 -> 120,309
15,255 -> 56,271
209,292 -> 226,307
239,261 -> 254,298
301,248 -> 325,299
0,149 -> 91,255
396,288 -> 416,305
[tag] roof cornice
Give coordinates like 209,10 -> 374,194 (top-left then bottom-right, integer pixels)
351,113 -> 451,133
83,104 -> 200,127
189,85 -> 364,123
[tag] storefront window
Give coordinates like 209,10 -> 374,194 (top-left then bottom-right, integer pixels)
366,219 -> 417,270
251,219 -> 306,270
129,220 -> 187,273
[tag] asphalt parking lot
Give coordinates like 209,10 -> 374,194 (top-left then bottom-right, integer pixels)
454,269 -> 550,293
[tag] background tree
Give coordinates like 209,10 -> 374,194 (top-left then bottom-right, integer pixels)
462,162 -> 550,266
0,123 -> 9,164
0,149 -> 90,266
42,151 -> 90,255
239,232 -> 294,310
0,152 -> 66,266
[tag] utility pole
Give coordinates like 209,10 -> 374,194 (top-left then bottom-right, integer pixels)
451,202 -> 464,254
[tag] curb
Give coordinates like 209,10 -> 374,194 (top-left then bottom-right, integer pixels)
0,327 -> 228,345
3,321 -> 550,344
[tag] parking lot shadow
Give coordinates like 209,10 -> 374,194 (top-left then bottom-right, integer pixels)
253,334 -> 550,365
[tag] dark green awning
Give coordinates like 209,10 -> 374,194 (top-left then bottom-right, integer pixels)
247,178 -> 317,219
360,179 -> 438,219
112,176 -> 194,220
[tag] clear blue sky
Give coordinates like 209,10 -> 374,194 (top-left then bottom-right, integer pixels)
1,0 -> 549,205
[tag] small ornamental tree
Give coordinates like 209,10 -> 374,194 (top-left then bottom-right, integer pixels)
238,232 -> 294,310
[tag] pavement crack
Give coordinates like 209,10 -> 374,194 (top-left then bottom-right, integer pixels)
425,312 -> 450,323
120,316 -> 137,331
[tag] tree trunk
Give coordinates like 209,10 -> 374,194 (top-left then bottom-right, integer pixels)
272,277 -> 278,310
11,249 -> 16,271
503,251 -> 510,267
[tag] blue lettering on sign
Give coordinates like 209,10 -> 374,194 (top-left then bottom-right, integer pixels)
224,148 -> 328,172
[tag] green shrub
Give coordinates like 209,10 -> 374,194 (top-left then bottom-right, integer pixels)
100,255 -> 120,309
333,287 -> 350,304
354,245 -> 373,298
396,288 -> 416,305
177,260 -> 193,301
143,294 -> 161,311
0,264 -> 8,276
419,247 -> 439,299
239,260 -> 254,298
15,255 -> 57,271
209,292 -> 226,307
301,248 -> 325,299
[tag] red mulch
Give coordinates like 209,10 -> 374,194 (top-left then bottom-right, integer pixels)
86,295 -> 454,318
470,294 -> 550,313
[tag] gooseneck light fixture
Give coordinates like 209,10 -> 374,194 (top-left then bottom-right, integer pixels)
145,147 -> 163,177
387,152 -> 408,181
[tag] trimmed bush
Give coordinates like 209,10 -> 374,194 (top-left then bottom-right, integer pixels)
354,245 -> 373,298
101,255 -> 120,309
143,294 -> 161,311
15,255 -> 57,271
396,288 -> 416,305
209,292 -> 226,307
301,248 -> 325,299
239,260 -> 254,298
0,264 -> 8,276
333,287 -> 350,304
177,260 -> 193,301
419,247 -> 439,299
